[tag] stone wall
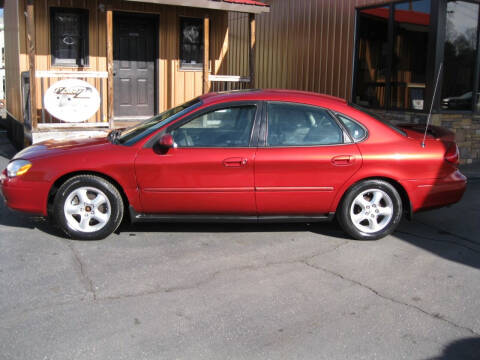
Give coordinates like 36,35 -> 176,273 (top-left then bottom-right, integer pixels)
431,113 -> 480,164
368,110 -> 480,164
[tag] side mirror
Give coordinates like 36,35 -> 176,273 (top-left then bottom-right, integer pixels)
158,134 -> 176,149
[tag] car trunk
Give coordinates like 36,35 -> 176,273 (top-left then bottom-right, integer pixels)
398,124 -> 460,171
397,124 -> 456,143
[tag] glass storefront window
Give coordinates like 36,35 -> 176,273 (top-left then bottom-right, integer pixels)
354,1 -> 433,111
441,1 -> 478,111
354,6 -> 390,108
391,0 -> 431,111
354,0 -> 480,114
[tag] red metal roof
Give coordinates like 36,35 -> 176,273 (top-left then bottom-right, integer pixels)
362,8 -> 430,26
222,0 -> 269,7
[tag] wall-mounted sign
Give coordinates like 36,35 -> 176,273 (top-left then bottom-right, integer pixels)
44,79 -> 101,123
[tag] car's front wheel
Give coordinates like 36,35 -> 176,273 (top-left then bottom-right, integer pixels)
53,175 -> 124,240
337,179 -> 403,240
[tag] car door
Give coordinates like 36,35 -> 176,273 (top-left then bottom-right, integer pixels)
255,101 -> 362,214
134,102 -> 261,214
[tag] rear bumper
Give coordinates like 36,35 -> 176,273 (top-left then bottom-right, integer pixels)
400,170 -> 467,213
0,170 -> 49,216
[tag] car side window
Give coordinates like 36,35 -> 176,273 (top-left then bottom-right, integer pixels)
266,102 -> 343,146
336,114 -> 367,142
171,105 -> 256,147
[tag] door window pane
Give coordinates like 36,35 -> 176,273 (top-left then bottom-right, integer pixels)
391,0 -> 431,110
180,18 -> 204,70
354,6 -> 390,108
441,1 -> 479,111
267,103 -> 343,146
50,8 -> 89,66
172,106 -> 256,147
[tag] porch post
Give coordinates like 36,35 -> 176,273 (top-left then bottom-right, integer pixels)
248,13 -> 255,89
203,16 -> 210,93
26,0 -> 37,131
106,7 -> 114,128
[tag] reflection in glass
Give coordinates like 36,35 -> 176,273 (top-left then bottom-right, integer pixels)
267,103 -> 343,146
51,9 -> 88,66
173,106 -> 256,147
441,1 -> 478,111
180,18 -> 204,69
391,0 -> 431,110
354,6 -> 390,108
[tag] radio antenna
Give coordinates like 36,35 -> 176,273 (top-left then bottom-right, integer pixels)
422,62 -> 443,148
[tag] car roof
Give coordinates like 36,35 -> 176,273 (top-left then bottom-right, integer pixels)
200,89 -> 348,109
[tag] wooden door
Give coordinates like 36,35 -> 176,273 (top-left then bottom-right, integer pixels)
113,14 -> 156,119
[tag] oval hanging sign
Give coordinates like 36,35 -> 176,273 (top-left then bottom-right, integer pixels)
44,79 -> 101,123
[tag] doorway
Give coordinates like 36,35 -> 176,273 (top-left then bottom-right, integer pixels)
113,13 -> 157,119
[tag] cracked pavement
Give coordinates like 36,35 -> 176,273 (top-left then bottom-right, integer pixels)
1,138 -> 480,359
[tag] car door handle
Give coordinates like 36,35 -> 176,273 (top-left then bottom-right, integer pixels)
223,157 -> 248,167
331,155 -> 354,166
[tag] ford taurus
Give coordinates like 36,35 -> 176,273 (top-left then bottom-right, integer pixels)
1,90 -> 467,240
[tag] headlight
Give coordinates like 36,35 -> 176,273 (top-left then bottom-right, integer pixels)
6,160 -> 32,178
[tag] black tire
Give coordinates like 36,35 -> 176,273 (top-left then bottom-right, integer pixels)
337,179 -> 403,240
53,175 -> 124,240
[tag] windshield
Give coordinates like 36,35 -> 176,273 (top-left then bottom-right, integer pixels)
116,98 -> 202,145
349,103 -> 406,137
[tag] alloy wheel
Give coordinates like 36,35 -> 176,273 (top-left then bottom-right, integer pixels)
349,188 -> 394,234
63,186 -> 112,233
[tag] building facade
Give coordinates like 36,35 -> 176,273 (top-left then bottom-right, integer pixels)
0,15 -> 5,105
2,0 -> 268,147
228,0 -> 480,163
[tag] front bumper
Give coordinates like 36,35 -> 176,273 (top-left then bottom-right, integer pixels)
0,170 -> 49,216
400,170 -> 467,213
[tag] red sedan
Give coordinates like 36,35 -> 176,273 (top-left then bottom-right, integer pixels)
1,90 -> 466,240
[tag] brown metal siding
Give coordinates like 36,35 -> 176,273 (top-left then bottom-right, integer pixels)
228,0 -> 387,100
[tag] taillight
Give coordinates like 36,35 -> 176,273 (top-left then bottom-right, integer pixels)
445,143 -> 459,166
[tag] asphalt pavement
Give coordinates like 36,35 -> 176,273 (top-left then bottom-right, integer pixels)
1,130 -> 480,360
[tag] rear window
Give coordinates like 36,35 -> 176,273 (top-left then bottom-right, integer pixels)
349,103 -> 407,137
266,102 -> 344,146
336,114 -> 367,142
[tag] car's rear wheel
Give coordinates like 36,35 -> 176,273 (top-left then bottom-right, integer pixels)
53,175 -> 124,240
338,179 -> 402,240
